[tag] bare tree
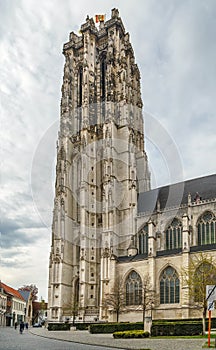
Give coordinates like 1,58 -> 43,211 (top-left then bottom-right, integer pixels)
104,277 -> 125,322
181,252 -> 216,334
141,274 -> 158,329
62,298 -> 79,325
142,274 -> 156,323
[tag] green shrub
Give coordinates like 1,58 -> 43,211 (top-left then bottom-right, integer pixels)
151,321 -> 202,336
89,322 -> 143,334
113,330 -> 150,339
75,323 -> 90,330
47,323 -> 70,331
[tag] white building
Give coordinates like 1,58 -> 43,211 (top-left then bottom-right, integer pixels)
0,282 -> 26,326
0,287 -> 7,326
48,8 -> 216,323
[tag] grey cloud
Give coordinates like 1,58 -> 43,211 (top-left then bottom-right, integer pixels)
0,0 -> 215,297
0,219 -> 38,249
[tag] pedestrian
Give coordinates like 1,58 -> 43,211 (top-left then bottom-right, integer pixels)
14,322 -> 17,330
19,321 -> 24,334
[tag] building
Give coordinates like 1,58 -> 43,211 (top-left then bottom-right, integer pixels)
48,9 -> 216,323
0,282 -> 26,326
0,285 -> 7,326
32,300 -> 48,325
19,289 -> 33,326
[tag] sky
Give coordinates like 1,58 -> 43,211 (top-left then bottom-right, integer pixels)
0,0 -> 215,301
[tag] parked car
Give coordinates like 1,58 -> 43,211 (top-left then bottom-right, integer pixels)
33,323 -> 42,327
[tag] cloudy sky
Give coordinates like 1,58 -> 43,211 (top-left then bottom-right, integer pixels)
0,0 -> 215,300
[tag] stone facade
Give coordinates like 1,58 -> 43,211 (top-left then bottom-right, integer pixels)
48,9 -> 216,323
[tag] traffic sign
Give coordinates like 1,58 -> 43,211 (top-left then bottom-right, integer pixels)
206,285 -> 216,302
208,300 -> 215,311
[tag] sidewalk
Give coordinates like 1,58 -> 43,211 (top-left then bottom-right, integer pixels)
30,327 -> 205,350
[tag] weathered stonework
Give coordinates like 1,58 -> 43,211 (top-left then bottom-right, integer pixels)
48,9 -> 216,324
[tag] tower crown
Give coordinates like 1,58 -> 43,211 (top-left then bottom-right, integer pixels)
60,8 -> 144,139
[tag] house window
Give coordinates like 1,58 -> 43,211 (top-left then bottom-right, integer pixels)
165,218 -> 182,250
138,224 -> 148,254
197,211 -> 216,245
125,271 -> 142,306
160,266 -> 180,304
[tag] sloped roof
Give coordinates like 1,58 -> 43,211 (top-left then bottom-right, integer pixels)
19,289 -> 31,301
0,282 -> 25,301
117,253 -> 148,263
138,174 -> 216,214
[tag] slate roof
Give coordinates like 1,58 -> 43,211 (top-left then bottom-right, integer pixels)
138,174 -> 216,214
19,289 -> 31,301
0,282 -> 25,301
117,253 -> 148,263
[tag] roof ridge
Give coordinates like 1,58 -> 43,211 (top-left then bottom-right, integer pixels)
0,281 -> 25,301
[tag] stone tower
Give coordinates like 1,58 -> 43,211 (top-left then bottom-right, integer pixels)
48,8 -> 150,323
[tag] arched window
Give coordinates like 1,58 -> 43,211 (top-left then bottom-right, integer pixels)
197,211 -> 216,245
194,262 -> 216,302
165,218 -> 182,250
138,224 -> 148,254
125,271 -> 142,306
160,266 -> 180,304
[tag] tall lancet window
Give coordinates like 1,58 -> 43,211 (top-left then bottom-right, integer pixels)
160,266 -> 180,304
77,66 -> 83,130
78,66 -> 83,107
125,271 -> 142,306
165,218 -> 182,250
197,211 -> 216,245
74,278 -> 79,304
138,224 -> 148,254
100,55 -> 106,122
101,56 -> 106,101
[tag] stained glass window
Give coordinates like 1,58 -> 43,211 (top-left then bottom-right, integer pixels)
165,218 -> 182,250
160,266 -> 180,304
125,271 -> 142,305
197,212 -> 216,245
138,224 -> 148,254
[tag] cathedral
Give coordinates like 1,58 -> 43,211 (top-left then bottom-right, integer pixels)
48,9 -> 216,324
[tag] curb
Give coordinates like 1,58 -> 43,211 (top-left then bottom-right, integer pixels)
29,329 -> 136,349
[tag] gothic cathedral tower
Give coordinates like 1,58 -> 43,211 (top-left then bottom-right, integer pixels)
48,8 -> 150,323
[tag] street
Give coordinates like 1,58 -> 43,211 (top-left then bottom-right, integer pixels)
0,327 -> 125,350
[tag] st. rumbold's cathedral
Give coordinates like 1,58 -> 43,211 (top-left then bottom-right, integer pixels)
48,9 -> 216,323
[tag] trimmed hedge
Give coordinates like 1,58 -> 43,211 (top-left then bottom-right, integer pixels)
89,322 -> 143,334
47,323 -> 70,331
75,323 -> 90,330
113,330 -> 150,339
151,321 -> 203,336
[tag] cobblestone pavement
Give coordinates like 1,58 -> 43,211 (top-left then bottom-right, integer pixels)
0,327 -> 124,350
30,327 -> 206,350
